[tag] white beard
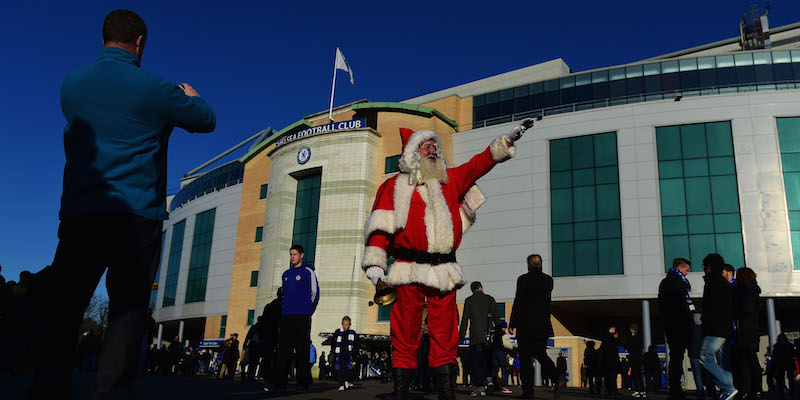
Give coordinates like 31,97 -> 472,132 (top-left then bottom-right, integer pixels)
412,153 -> 448,185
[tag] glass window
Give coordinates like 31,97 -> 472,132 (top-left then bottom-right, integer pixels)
486,92 -> 499,104
753,52 -> 772,65
473,94 -> 486,106
530,82 -> 544,94
792,50 -> 800,62
643,63 -> 661,76
610,68 -> 626,81
500,88 -> 514,100
734,54 -> 754,66
162,220 -> 186,307
716,55 -> 735,68
591,70 -> 608,83
576,74 -> 592,86
514,85 -> 528,98
697,57 -> 716,70
259,184 -> 268,200
560,76 -> 575,89
378,304 -> 391,322
626,65 -> 643,78
186,208 -> 216,303
550,132 -> 622,277
496,303 -> 506,320
385,154 -> 401,174
679,58 -> 698,71
247,310 -> 255,326
219,315 -> 227,338
250,270 -> 259,287
661,61 -> 679,73
773,51 -> 791,64
656,121 -> 743,272
255,226 -> 263,242
292,173 -> 322,266
777,117 -> 800,270
544,79 -> 560,92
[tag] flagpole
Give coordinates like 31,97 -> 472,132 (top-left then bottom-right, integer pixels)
328,47 -> 339,122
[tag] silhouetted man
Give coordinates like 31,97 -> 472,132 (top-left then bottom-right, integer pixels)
509,254 -> 559,400
30,10 -> 215,399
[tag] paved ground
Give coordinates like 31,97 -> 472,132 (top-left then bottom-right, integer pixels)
3,371 -> 676,400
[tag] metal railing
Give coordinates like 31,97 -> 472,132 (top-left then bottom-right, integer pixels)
462,80 -> 800,132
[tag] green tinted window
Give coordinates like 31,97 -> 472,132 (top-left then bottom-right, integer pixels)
186,208 -> 216,303
385,155 -> 402,174
777,117 -> 800,270
259,184 -> 268,200
247,310 -> 255,326
656,121 -> 744,272
219,315 -> 227,338
550,132 -> 622,277
162,220 -> 186,307
250,270 -> 259,287
255,226 -> 263,242
292,173 -> 322,266
378,304 -> 391,322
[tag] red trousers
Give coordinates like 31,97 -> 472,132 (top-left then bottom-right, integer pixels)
390,284 -> 458,369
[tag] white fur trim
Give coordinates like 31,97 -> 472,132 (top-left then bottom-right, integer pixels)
398,130 -> 447,173
364,209 -> 395,240
393,176 -> 416,230
417,181 -> 454,253
490,136 -> 516,162
362,246 -> 388,271
386,260 -> 466,292
459,185 -> 486,233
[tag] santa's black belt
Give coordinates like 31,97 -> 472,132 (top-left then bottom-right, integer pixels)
391,248 -> 456,265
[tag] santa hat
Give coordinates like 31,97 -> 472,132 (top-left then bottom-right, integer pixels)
397,128 -> 446,173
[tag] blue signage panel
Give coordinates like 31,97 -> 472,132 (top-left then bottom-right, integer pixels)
200,339 -> 225,348
275,118 -> 367,148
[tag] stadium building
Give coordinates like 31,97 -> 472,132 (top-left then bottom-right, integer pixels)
151,14 -> 800,387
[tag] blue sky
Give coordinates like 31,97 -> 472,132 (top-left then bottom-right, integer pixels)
1,0 -> 798,296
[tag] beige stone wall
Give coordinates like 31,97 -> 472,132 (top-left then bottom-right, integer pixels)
204,315 -> 222,339
419,95 -> 473,131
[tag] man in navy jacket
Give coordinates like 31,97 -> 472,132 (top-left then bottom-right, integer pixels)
274,244 -> 320,392
30,9 -> 215,400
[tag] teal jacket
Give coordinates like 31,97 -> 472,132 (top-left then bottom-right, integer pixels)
60,47 -> 216,220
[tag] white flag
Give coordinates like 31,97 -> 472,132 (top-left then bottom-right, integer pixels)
335,48 -> 354,85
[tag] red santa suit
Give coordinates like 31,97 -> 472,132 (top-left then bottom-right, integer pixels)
362,128 -> 516,370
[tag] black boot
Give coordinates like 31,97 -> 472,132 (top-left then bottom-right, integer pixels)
432,364 -> 456,400
393,368 -> 414,400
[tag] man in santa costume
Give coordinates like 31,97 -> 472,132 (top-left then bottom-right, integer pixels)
362,118 -> 535,400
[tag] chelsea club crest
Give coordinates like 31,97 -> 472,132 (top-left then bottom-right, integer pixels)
297,146 -> 311,165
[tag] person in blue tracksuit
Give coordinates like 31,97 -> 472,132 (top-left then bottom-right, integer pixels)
274,244 -> 320,392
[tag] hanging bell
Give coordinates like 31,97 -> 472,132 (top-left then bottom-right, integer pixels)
373,279 -> 398,306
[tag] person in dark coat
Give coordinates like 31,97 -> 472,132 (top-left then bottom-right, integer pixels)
330,316 -> 358,391
644,345 -> 660,393
167,336 -> 183,376
772,334 -> 796,400
556,352 -> 568,388
658,257 -> 694,400
600,325 -> 620,396
260,287 -> 282,388
319,351 -> 327,380
731,267 -> 761,400
243,318 -> 262,382
626,323 -> 645,397
459,281 -> 501,396
585,341 -> 602,394
509,254 -> 558,400
699,254 -> 736,400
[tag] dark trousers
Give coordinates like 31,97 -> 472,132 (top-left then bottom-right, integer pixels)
261,343 -> 276,384
645,371 -> 659,392
589,373 -> 602,394
491,349 -> 509,387
518,338 -> 557,397
630,358 -> 644,392
246,347 -> 261,381
30,213 -> 161,400
667,339 -> 689,399
732,348 -> 761,397
337,357 -> 350,386
470,344 -> 489,387
276,315 -> 312,389
604,367 -> 619,395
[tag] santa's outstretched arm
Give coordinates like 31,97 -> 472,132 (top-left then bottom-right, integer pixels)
452,118 -> 535,196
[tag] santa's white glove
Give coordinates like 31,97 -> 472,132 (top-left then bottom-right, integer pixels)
365,266 -> 385,286
505,117 -> 535,143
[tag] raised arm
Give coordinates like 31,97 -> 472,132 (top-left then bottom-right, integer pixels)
165,83 -> 216,133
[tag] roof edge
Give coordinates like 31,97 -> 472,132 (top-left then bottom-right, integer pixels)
351,102 -> 458,128
239,119 -> 313,163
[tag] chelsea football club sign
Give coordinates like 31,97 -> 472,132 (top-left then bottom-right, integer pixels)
275,118 -> 366,149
